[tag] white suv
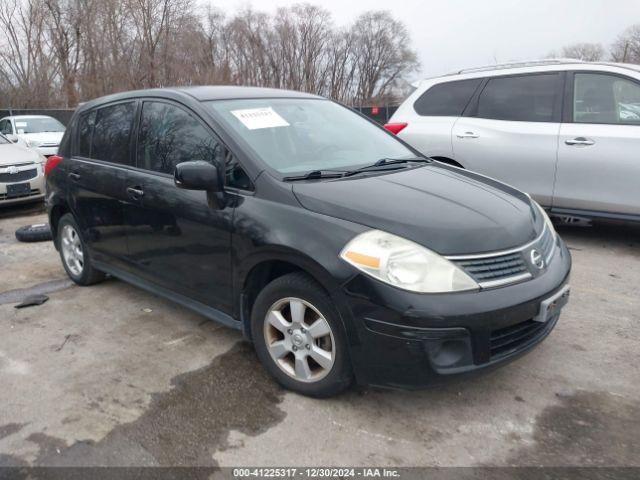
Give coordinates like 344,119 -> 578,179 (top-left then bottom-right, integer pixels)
387,59 -> 640,223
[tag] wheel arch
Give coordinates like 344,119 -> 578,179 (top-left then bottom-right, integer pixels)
236,249 -> 353,343
48,201 -> 71,249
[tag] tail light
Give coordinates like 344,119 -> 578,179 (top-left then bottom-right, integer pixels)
384,123 -> 408,135
44,155 -> 63,177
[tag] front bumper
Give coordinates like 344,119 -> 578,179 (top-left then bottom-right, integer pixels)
341,236 -> 572,389
35,146 -> 59,157
0,165 -> 45,206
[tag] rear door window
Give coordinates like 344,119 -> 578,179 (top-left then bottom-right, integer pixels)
91,102 -> 135,164
414,79 -> 482,116
573,73 -> 640,125
476,73 -> 560,122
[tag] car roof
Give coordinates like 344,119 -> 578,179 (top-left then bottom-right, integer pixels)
1,115 -> 55,120
415,60 -> 640,88
76,85 -> 323,114
175,85 -> 322,101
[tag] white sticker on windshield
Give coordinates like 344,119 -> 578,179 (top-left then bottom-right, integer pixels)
231,107 -> 289,130
15,122 -> 27,127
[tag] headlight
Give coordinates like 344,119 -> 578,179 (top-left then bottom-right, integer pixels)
340,230 -> 479,293
534,201 -> 556,238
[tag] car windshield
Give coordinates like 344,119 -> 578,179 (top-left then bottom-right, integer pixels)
207,98 -> 416,174
14,117 -> 65,134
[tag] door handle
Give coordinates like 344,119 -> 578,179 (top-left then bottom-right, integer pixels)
126,186 -> 144,199
456,132 -> 479,139
565,137 -> 595,146
68,172 -> 81,181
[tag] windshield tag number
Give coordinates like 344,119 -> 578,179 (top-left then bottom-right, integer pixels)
231,107 -> 290,130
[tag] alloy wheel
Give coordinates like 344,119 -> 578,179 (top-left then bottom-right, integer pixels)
263,297 -> 335,383
61,224 -> 84,277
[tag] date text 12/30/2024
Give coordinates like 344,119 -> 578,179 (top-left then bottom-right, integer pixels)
233,468 -> 401,478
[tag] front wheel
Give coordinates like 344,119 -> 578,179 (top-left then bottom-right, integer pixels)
57,213 -> 106,286
251,273 -> 353,397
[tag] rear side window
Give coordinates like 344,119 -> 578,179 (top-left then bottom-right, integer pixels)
91,102 -> 135,164
574,73 -> 640,125
476,74 -> 560,122
77,110 -> 96,158
137,102 -> 226,175
414,79 -> 482,116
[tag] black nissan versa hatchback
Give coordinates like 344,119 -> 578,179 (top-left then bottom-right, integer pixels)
45,86 -> 571,397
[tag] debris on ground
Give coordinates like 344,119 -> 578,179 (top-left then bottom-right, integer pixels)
14,294 -> 49,309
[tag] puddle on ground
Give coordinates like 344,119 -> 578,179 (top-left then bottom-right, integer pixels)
0,423 -> 25,441
504,390 -> 640,466
23,342 -> 286,467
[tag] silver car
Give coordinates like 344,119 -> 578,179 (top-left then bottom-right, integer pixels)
387,59 -> 640,223
0,133 -> 46,206
0,115 -> 65,157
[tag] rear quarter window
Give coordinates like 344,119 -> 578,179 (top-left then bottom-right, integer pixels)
413,79 -> 482,116
76,110 -> 96,158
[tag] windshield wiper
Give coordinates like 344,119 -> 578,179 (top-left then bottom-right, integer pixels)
343,157 -> 431,176
283,157 -> 430,181
283,170 -> 348,181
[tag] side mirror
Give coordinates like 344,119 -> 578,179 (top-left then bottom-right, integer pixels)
5,134 -> 19,143
174,160 -> 222,192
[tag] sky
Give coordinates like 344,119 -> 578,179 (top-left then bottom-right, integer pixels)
202,0 -> 640,80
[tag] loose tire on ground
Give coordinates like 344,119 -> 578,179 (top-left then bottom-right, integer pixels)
15,223 -> 53,242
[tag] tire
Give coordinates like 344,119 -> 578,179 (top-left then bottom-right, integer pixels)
57,213 -> 106,286
251,272 -> 353,397
15,223 -> 53,242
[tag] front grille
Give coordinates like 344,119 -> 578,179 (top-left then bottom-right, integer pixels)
0,189 -> 40,200
453,252 -> 529,285
448,223 -> 556,288
0,168 -> 37,183
490,318 -> 551,359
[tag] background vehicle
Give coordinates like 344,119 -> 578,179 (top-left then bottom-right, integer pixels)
46,86 -> 570,397
0,115 -> 65,157
0,133 -> 46,206
387,59 -> 640,223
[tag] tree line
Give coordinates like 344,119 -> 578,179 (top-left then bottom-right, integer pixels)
0,0 -> 419,109
548,24 -> 640,63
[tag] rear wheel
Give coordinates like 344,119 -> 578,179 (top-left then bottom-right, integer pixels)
251,273 -> 353,397
57,213 -> 106,286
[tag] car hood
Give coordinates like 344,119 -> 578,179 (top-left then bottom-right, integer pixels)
0,143 -> 41,166
20,131 -> 64,145
292,164 -> 542,255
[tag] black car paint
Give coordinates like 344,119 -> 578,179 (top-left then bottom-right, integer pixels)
46,86 -> 571,388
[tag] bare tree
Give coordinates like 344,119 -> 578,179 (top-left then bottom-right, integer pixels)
42,0 -> 85,106
0,0 -> 56,107
0,0 -> 419,108
610,24 -> 640,64
558,42 -> 605,61
351,11 -> 419,104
